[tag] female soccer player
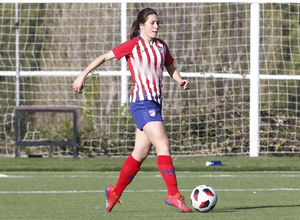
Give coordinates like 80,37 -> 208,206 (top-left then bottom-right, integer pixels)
72,8 -> 191,213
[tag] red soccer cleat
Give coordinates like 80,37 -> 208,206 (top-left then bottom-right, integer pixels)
165,192 -> 192,212
105,185 -> 122,212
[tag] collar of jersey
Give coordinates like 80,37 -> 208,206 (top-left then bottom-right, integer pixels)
137,34 -> 156,44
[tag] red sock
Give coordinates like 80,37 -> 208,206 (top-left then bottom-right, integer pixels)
114,154 -> 142,197
157,155 -> 179,196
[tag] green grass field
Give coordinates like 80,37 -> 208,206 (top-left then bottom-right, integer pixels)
1,156 -> 300,219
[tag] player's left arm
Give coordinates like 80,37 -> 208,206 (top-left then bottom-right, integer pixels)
166,64 -> 190,90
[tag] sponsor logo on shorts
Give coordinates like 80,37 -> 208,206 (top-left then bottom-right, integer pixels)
149,109 -> 156,117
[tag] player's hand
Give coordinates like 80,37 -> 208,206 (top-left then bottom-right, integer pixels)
72,75 -> 85,93
180,79 -> 190,90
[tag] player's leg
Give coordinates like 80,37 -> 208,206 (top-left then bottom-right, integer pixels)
131,128 -> 152,161
143,121 -> 177,194
106,128 -> 152,212
114,128 -> 151,196
142,121 -> 191,212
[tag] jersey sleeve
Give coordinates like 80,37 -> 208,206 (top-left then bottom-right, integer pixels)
164,43 -> 174,66
112,38 -> 137,60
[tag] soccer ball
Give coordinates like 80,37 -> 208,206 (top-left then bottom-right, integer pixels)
190,185 -> 217,212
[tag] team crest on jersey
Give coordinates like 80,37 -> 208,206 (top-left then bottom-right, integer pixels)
158,46 -> 164,53
149,109 -> 156,117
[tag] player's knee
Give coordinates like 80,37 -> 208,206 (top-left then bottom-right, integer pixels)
132,148 -> 149,161
154,141 -> 170,155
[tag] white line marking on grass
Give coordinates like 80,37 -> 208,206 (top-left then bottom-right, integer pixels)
1,188 -> 300,194
0,190 -> 103,194
0,174 -> 237,179
0,174 -> 25,178
0,174 -> 8,178
3,171 -> 300,174
177,175 -> 236,178
214,188 -> 300,192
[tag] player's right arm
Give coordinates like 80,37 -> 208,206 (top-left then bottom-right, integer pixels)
72,50 -> 116,93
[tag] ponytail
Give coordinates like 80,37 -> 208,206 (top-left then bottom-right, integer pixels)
129,8 -> 158,40
130,20 -> 140,40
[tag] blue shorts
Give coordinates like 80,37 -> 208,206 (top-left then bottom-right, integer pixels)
130,100 -> 163,130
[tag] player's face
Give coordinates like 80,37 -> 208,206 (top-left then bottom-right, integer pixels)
140,14 -> 159,43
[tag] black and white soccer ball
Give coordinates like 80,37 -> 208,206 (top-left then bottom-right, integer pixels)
190,185 -> 217,212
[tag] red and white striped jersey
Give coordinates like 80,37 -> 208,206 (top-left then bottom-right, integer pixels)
112,35 -> 174,104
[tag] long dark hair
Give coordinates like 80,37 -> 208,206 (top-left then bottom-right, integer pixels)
130,8 -> 158,40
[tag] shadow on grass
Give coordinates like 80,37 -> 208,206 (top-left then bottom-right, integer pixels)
235,204 -> 300,210
213,204 -> 300,213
